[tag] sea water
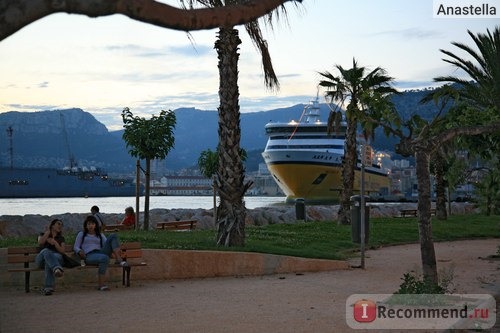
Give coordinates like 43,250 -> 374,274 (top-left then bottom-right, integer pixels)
0,196 -> 288,216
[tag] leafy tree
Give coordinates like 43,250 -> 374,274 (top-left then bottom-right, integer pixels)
198,148 -> 219,224
198,148 -> 219,179
0,0 -> 299,41
363,27 -> 500,284
318,58 -> 398,225
474,165 -> 500,215
122,108 -> 176,230
182,0 -> 296,246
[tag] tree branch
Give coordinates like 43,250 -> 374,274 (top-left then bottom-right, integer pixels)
432,122 -> 500,145
0,0 -> 300,41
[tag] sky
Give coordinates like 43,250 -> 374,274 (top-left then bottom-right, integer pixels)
0,0 -> 498,130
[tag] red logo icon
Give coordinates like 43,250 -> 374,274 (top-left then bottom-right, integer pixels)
353,299 -> 376,322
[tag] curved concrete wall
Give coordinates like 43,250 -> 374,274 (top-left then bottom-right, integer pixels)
0,248 -> 349,289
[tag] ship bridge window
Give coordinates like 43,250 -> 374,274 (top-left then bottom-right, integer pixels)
266,126 -> 334,134
268,145 -> 344,150
312,173 -> 327,185
270,135 -> 346,140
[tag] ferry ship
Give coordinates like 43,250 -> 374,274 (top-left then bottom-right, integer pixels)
261,98 -> 390,203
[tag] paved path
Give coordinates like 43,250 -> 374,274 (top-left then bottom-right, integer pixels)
1,239 -> 498,333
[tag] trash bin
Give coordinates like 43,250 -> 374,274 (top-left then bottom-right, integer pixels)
295,198 -> 306,221
350,195 -> 370,243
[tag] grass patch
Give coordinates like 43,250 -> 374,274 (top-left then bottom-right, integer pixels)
1,214 -> 498,260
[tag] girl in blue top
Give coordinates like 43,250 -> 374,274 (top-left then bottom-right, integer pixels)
74,215 -> 128,291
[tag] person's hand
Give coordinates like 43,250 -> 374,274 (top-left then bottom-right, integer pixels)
46,238 -> 57,246
78,250 -> 86,259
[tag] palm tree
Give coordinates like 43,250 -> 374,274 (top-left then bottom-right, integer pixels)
434,26 -> 500,113
181,0 -> 295,246
318,58 -> 397,225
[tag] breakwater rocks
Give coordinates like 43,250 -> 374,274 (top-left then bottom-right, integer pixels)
0,203 -> 477,239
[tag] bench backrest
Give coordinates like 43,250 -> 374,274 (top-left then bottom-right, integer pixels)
156,219 -> 197,231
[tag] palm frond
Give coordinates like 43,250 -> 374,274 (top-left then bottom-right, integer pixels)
244,20 -> 279,90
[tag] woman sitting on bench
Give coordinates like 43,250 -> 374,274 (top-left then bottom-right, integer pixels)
36,219 -> 66,296
74,216 -> 128,291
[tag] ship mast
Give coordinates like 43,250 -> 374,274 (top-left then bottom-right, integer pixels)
6,126 -> 13,169
60,113 -> 76,168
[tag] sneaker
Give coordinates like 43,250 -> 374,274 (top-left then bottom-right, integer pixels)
53,268 -> 64,278
41,288 -> 53,296
98,285 -> 110,291
115,260 -> 129,267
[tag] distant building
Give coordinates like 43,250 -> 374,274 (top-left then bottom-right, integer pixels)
246,164 -> 284,196
150,175 -> 212,195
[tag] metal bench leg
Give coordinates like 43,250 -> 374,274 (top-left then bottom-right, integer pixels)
126,267 -> 131,287
122,267 -> 131,286
25,271 -> 30,293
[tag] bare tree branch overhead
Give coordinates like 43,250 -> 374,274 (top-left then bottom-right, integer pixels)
0,0 -> 301,41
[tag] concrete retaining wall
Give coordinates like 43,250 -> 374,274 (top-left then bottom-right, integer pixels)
0,248 -> 349,290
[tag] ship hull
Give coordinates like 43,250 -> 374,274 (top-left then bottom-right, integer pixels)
263,150 -> 389,203
0,168 -> 137,198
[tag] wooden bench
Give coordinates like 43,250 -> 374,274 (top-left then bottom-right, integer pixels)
156,219 -> 197,231
7,242 -> 146,292
399,209 -> 418,217
398,209 -> 437,217
103,224 -> 134,232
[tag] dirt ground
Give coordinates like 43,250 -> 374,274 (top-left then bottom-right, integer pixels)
1,238 -> 498,333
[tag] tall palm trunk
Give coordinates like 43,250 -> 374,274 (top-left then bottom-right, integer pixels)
338,105 -> 357,225
415,150 -> 438,284
214,27 -> 249,246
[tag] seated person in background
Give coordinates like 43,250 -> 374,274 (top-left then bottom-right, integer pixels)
120,206 -> 136,228
91,205 -> 105,227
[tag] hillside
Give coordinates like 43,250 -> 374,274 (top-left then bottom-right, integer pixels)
0,89 -> 441,173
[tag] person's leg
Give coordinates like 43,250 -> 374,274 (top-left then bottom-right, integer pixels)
35,249 -> 59,291
43,250 -> 63,271
101,234 -> 126,264
85,252 -> 110,289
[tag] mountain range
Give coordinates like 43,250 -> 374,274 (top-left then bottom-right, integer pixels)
0,89 -> 439,173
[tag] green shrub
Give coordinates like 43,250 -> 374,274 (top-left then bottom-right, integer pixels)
395,269 -> 455,295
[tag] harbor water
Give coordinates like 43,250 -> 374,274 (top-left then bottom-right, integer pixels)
0,196 -> 288,216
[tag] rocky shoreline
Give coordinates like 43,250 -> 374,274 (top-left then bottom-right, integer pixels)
0,202 -> 477,238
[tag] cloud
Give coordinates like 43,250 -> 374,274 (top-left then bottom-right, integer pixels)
2,103 -> 60,111
393,80 -> 437,90
168,44 -> 213,57
103,43 -> 213,58
38,81 -> 49,88
373,27 -> 443,40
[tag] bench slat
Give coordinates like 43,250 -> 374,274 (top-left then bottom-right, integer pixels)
7,247 -> 38,255
120,249 -> 142,258
120,242 -> 142,250
7,254 -> 37,264
103,224 -> 134,232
